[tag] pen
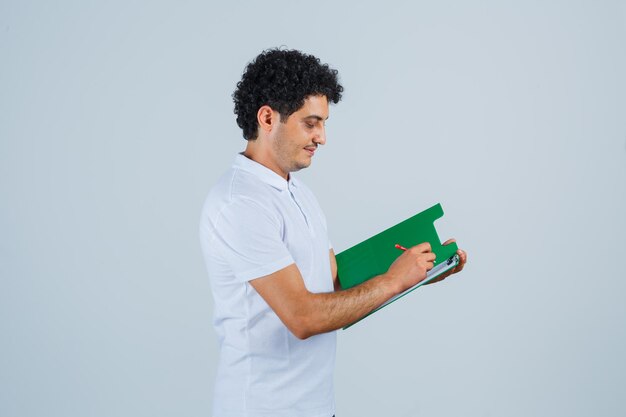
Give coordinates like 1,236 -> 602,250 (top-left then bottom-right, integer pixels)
394,243 -> 408,251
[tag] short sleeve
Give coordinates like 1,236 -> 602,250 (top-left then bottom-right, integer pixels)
212,197 -> 295,282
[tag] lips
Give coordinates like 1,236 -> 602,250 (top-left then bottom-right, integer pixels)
304,146 -> 317,156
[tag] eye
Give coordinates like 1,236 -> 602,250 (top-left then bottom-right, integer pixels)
305,122 -> 315,129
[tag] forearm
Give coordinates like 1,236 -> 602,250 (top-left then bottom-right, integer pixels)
298,274 -> 399,338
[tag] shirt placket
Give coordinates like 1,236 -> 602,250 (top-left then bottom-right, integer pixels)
287,184 -> 316,238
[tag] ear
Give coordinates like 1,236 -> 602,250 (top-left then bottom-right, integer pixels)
257,105 -> 277,135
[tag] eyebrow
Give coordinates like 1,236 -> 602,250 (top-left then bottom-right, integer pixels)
303,115 -> 329,121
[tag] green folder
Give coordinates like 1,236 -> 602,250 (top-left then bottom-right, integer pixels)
336,203 -> 459,329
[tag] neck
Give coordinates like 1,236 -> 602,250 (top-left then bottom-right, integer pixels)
243,139 -> 289,180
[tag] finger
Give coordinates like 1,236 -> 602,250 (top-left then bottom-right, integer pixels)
443,238 -> 456,245
454,253 -> 466,272
414,242 -> 432,253
457,249 -> 467,266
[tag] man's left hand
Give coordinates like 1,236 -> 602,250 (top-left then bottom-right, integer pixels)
424,238 -> 467,285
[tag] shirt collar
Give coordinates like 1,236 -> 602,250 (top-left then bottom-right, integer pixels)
233,153 -> 299,191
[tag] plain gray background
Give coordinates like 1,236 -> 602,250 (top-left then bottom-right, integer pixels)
1,1 -> 625,416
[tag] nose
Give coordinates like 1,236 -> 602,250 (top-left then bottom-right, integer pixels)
314,125 -> 326,146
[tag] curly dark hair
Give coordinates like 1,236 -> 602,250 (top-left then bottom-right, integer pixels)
233,48 -> 343,140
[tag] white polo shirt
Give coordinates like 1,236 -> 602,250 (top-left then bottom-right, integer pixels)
199,154 -> 336,417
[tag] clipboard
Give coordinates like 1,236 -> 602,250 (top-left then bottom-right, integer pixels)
336,203 -> 459,329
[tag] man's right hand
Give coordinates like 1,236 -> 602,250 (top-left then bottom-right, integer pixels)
385,242 -> 436,293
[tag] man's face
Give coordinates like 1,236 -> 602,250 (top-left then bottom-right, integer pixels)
270,95 -> 329,176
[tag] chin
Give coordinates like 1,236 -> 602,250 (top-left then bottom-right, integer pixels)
298,160 -> 312,170
290,161 -> 310,172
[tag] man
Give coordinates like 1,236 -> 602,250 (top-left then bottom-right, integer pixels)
199,48 -> 467,417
